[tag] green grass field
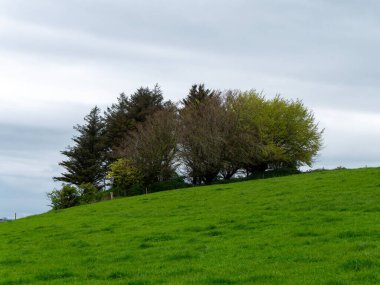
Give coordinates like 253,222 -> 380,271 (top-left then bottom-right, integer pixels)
1,168 -> 380,284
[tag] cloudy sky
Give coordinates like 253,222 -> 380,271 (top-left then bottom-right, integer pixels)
1,0 -> 380,218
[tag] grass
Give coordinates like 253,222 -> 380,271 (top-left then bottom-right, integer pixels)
1,167 -> 380,284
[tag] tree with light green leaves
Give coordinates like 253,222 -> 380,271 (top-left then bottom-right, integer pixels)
236,91 -> 323,173
107,158 -> 142,196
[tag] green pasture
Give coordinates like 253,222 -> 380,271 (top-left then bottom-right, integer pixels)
1,168 -> 380,284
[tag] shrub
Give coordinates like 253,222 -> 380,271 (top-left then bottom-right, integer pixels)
149,176 -> 190,193
78,183 -> 101,204
248,167 -> 300,180
47,185 -> 80,210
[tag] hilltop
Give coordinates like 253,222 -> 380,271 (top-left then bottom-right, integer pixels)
1,168 -> 380,284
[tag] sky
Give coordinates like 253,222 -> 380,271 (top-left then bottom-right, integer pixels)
1,0 -> 380,219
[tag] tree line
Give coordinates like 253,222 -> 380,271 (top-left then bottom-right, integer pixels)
48,84 -> 323,209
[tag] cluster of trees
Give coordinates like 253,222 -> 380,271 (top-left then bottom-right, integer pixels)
49,84 -> 323,209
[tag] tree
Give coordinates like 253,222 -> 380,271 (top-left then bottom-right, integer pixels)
51,83 -> 323,206
179,92 -> 225,184
219,90 -> 262,179
107,158 -> 142,196
54,106 -> 108,188
118,105 -> 179,192
264,96 -> 323,169
236,92 -> 323,173
233,90 -> 270,174
126,84 -> 164,123
182,83 -> 219,107
104,85 -> 166,162
104,93 -> 133,154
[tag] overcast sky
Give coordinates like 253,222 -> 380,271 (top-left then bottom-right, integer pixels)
1,0 -> 380,219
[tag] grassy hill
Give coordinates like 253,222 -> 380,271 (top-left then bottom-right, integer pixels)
1,168 -> 380,284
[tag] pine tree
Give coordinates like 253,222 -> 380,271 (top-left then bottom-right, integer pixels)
104,85 -> 165,160
127,84 -> 164,123
104,93 -> 133,154
54,106 -> 108,188
182,84 -> 219,107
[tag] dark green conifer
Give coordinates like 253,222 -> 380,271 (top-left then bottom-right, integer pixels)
54,106 -> 108,188
182,83 -> 219,107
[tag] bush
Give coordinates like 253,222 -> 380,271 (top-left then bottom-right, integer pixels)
149,177 -> 190,193
47,185 -> 80,210
78,183 -> 101,204
107,176 -> 190,198
248,167 -> 300,180
107,184 -> 144,198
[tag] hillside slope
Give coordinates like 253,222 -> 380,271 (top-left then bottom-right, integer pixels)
1,168 -> 380,284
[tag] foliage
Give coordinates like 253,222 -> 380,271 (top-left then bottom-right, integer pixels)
47,184 -> 80,210
104,84 -> 166,162
5,168 -> 380,284
107,158 -> 142,196
235,91 -> 323,173
263,96 -> 323,168
148,176 -> 190,193
220,90 -> 263,179
47,183 -> 102,209
246,167 -> 301,180
104,93 -> 133,155
54,106 -> 108,188
181,83 -> 219,107
179,92 -> 225,184
78,183 -> 101,204
54,84 -> 323,201
127,84 -> 164,123
118,106 -> 179,191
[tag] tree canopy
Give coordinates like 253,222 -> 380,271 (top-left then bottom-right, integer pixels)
50,84 -> 323,209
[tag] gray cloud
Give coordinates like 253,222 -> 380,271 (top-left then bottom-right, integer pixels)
2,0 -> 380,91
0,0 -> 380,217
